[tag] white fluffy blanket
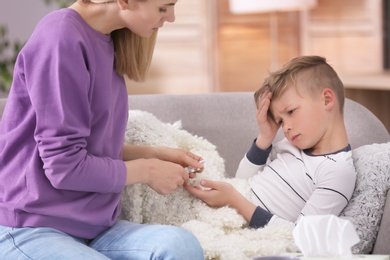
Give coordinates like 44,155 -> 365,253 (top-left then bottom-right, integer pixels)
120,110 -> 298,260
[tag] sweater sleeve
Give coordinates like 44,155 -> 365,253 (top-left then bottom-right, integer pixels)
237,141 -> 275,227
236,139 -> 272,179
249,206 -> 273,228
21,21 -> 126,194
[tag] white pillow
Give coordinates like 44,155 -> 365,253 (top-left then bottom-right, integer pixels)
340,142 -> 390,253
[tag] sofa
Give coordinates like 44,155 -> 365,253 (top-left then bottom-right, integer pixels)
0,92 -> 389,255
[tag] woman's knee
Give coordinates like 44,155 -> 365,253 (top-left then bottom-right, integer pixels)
154,225 -> 204,260
93,221 -> 204,260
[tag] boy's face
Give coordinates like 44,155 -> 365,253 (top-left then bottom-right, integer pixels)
269,86 -> 329,150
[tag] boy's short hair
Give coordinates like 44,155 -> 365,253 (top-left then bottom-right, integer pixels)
254,55 -> 345,113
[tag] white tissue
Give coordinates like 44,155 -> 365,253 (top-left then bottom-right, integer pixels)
293,215 -> 360,258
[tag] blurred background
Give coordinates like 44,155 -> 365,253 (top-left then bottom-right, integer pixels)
0,0 -> 389,131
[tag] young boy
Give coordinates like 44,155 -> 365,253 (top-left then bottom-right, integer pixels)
186,55 -> 357,228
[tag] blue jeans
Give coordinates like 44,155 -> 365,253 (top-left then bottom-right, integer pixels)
0,220 -> 204,259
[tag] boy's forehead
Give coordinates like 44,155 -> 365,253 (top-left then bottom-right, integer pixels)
270,86 -> 298,110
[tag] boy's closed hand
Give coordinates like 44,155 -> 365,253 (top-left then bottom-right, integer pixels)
255,89 -> 279,149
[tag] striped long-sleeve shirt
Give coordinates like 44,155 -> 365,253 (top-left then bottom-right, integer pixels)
236,138 -> 356,228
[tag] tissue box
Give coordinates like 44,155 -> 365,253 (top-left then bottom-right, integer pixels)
284,254 -> 389,260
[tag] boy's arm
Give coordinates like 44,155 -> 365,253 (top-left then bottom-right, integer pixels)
299,160 -> 356,219
185,179 -> 275,227
235,140 -> 272,179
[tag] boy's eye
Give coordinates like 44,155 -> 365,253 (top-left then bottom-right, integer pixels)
288,108 -> 296,115
159,8 -> 168,13
274,118 -> 283,125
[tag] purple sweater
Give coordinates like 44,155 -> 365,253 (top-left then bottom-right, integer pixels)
0,9 -> 128,239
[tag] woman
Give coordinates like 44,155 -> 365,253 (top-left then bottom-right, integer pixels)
0,0 -> 205,259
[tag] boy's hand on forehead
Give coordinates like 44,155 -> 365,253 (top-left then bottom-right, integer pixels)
255,89 -> 279,150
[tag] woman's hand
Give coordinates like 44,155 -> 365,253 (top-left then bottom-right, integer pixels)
123,145 -> 204,174
156,147 -> 204,174
124,158 -> 189,195
255,89 -> 279,149
123,145 -> 204,195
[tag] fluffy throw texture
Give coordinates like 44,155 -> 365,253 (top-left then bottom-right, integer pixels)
340,142 -> 390,254
120,110 -> 389,258
121,110 -> 298,259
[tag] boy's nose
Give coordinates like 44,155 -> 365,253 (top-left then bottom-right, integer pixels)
163,11 -> 175,23
282,123 -> 292,133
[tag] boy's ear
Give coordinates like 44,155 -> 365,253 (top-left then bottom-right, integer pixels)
118,0 -> 135,10
322,88 -> 335,110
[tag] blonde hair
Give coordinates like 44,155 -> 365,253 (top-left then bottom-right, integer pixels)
82,0 -> 157,82
112,29 -> 157,82
254,55 -> 345,113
